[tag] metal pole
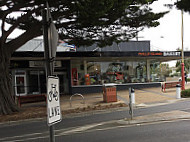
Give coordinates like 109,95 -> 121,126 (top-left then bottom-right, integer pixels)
42,9 -> 51,77
181,10 -> 185,90
129,88 -> 133,120
42,9 -> 55,142
38,70 -> 41,94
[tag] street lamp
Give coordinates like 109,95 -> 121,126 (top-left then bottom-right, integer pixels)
181,10 -> 185,90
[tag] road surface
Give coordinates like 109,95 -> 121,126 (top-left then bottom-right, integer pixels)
1,99 -> 190,141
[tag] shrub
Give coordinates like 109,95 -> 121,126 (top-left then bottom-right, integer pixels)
181,89 -> 190,98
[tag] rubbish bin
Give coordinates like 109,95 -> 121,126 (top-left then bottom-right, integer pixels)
103,84 -> 117,103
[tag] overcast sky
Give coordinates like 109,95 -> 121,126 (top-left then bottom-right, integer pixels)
138,0 -> 190,52
137,0 -> 190,66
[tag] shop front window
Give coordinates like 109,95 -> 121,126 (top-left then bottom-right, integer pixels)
71,60 -> 148,86
87,62 -> 101,85
150,61 -> 162,82
101,62 -> 124,84
135,62 -> 147,82
71,61 -> 85,86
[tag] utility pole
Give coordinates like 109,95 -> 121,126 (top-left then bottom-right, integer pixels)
181,10 -> 185,90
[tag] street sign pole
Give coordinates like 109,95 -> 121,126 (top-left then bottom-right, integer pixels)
42,9 -> 55,142
42,2 -> 60,141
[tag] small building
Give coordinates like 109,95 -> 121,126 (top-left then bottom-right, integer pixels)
10,39 -> 186,96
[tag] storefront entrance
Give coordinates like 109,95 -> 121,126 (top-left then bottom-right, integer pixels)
55,71 -> 69,95
15,74 -> 27,96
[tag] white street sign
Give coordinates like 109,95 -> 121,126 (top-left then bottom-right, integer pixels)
47,76 -> 62,126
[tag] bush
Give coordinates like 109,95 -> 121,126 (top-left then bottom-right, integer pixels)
171,73 -> 180,77
181,89 -> 190,98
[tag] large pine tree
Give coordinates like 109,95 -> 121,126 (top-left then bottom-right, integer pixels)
176,0 -> 190,12
0,0 -> 166,115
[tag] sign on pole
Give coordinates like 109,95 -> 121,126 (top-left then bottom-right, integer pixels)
48,21 -> 58,59
47,3 -> 58,60
47,76 -> 62,126
46,3 -> 58,75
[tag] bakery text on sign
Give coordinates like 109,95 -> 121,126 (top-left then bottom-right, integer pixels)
163,51 -> 181,56
138,52 -> 163,56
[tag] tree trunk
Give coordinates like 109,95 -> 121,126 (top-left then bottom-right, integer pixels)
0,45 -> 19,115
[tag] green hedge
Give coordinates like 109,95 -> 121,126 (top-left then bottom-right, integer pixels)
181,89 -> 190,98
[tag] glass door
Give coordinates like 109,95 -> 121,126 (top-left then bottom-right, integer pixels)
15,75 -> 27,96
54,72 -> 69,94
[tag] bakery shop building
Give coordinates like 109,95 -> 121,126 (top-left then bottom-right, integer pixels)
10,39 -> 186,96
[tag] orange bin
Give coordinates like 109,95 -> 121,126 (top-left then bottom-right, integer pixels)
85,74 -> 90,85
103,84 -> 117,103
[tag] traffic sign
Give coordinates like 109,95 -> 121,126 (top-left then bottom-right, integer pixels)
47,76 -> 62,126
48,21 -> 58,59
47,3 -> 58,60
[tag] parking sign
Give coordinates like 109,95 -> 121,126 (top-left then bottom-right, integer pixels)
47,76 -> 62,126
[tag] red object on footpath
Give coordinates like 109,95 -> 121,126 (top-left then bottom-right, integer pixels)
181,63 -> 185,90
103,86 -> 117,103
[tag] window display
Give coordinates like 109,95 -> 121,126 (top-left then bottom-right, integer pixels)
71,60 -> 149,86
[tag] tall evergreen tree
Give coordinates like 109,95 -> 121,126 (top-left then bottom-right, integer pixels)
176,0 -> 190,12
0,0 -> 166,114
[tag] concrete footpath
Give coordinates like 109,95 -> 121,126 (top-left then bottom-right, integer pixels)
1,82 -> 190,124
60,83 -> 190,112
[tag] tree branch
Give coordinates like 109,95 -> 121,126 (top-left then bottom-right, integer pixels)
5,24 -> 42,54
1,13 -> 8,45
4,7 -> 42,40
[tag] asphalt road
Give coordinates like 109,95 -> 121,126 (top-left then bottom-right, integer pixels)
1,99 -> 190,142
3,118 -> 190,142
52,119 -> 190,142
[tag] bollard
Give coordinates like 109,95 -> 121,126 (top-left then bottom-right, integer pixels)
176,84 -> 181,99
131,88 -> 135,104
129,88 -> 135,120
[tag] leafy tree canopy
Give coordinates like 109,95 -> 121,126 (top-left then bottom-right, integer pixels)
0,0 -> 167,49
175,0 -> 190,12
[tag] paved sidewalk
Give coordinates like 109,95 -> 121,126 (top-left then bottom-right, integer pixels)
60,82 -> 190,112
1,82 -> 190,123
120,110 -> 190,125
